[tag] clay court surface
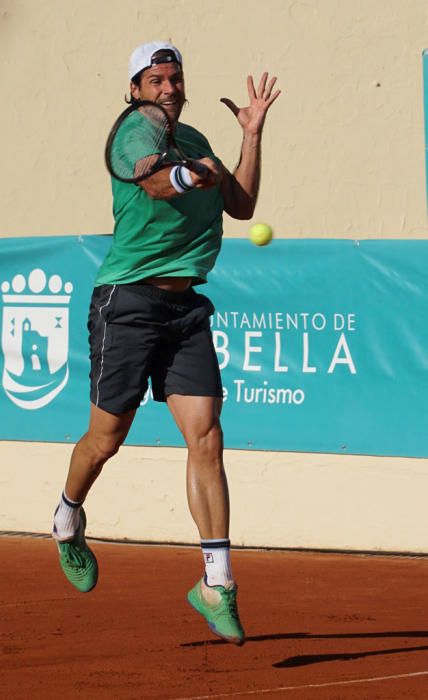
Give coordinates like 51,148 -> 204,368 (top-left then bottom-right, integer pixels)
2,537 -> 428,699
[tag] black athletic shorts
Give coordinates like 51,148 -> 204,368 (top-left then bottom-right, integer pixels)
88,282 -> 223,415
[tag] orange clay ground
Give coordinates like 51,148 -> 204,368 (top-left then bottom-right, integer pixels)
1,536 -> 428,699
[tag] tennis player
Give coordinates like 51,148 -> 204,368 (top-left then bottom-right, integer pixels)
52,40 -> 280,646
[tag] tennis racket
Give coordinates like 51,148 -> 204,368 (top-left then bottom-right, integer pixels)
105,100 -> 209,184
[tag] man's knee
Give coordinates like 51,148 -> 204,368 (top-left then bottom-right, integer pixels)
187,422 -> 224,463
83,432 -> 124,465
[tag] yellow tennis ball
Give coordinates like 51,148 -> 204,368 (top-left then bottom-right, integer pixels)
249,223 -> 273,246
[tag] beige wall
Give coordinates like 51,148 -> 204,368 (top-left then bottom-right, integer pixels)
1,0 -> 428,551
2,442 -> 428,553
1,0 -> 427,238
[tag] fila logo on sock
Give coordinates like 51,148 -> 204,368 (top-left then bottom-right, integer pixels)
204,553 -> 214,563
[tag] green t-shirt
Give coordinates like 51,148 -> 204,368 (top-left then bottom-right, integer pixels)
95,121 -> 224,286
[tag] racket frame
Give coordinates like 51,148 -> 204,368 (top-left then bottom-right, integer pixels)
105,100 -> 208,184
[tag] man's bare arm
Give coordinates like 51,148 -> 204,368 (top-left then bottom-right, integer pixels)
220,73 -> 280,220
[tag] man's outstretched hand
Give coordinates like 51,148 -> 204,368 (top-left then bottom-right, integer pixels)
221,73 -> 281,135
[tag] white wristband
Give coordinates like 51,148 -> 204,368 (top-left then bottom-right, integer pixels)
178,166 -> 194,188
169,165 -> 195,193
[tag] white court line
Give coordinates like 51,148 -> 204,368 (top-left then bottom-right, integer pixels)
174,670 -> 428,699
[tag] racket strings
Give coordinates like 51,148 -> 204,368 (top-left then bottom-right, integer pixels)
135,105 -> 170,178
110,104 -> 171,181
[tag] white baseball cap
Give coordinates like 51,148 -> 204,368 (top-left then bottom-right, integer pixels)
128,41 -> 182,81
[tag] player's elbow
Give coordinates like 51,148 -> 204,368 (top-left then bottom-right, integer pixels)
237,208 -> 255,220
222,180 -> 257,219
225,201 -> 256,220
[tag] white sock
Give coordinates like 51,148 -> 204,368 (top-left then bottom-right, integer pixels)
52,491 -> 83,541
201,538 -> 234,588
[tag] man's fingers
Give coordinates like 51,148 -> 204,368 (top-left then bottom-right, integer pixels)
221,74 -> 281,125
256,72 -> 268,98
247,75 -> 257,100
264,76 -> 278,98
220,97 -> 240,116
267,89 -> 281,106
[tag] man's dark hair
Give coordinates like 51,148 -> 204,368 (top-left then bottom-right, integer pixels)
125,69 -> 144,104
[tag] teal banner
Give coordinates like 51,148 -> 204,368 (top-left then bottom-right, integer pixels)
1,236 -> 427,456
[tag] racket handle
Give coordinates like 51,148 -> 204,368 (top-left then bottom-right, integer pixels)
186,160 -> 210,178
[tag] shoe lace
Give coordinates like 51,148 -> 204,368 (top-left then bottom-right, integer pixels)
223,588 -> 239,620
62,543 -> 85,568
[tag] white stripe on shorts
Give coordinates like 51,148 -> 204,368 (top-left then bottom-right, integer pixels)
95,285 -> 116,407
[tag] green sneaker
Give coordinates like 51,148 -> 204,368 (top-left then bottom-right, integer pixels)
55,508 -> 98,593
187,578 -> 245,645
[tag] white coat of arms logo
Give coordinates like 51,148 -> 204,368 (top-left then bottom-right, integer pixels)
1,268 -> 73,410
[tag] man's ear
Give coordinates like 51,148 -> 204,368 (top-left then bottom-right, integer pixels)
130,81 -> 140,100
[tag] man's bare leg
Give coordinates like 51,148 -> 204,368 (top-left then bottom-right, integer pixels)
65,403 -> 136,502
166,395 -> 229,541
53,403 -> 136,593
167,394 -> 245,644
54,403 -> 136,540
